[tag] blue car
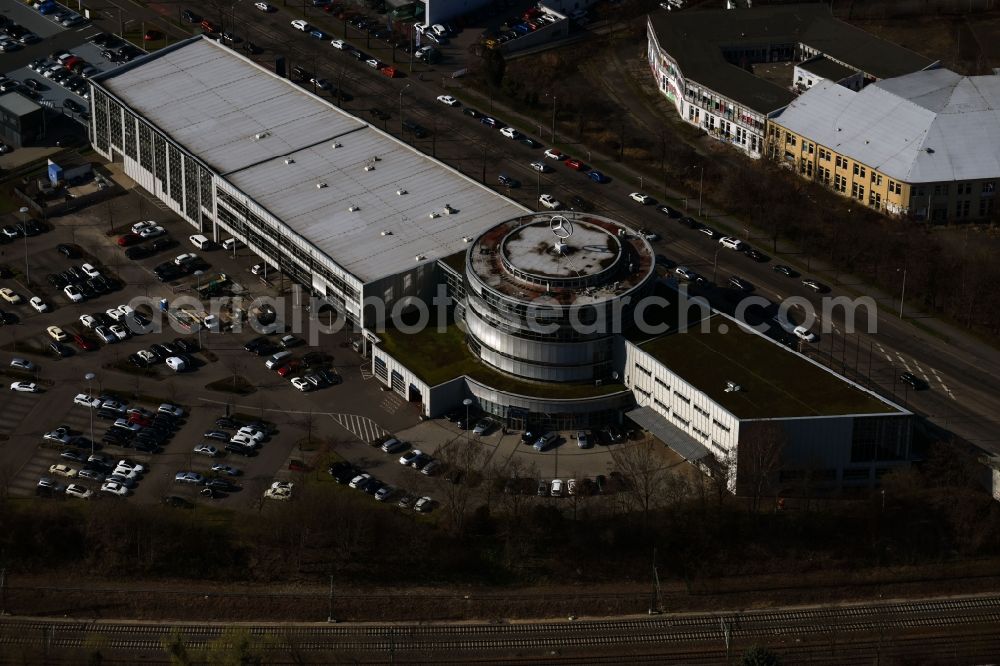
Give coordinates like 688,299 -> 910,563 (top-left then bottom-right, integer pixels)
310,29 -> 328,39
511,23 -> 530,35
39,2 -> 58,13
588,170 -> 608,183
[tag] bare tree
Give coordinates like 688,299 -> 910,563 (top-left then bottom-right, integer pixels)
608,437 -> 686,530
222,354 -> 247,392
434,438 -> 488,534
737,422 -> 787,512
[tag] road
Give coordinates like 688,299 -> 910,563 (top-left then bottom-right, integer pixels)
62,1 -> 1000,455
2,593 -> 1000,663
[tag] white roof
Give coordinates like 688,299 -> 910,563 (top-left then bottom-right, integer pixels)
97,37 -> 527,283
773,69 -> 1000,183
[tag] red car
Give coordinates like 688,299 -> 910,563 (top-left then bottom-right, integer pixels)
564,158 -> 585,171
73,334 -> 97,351
129,413 -> 152,427
117,233 -> 142,247
277,360 -> 302,377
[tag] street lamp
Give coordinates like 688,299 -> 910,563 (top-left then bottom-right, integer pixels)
897,267 -> 907,319
462,398 -> 472,444
85,372 -> 96,455
18,207 -> 29,285
398,83 -> 411,135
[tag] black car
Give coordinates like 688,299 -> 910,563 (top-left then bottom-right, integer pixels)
125,245 -> 152,260
744,248 -> 767,262
225,442 -> 255,457
569,196 -> 593,212
174,337 -> 198,353
154,264 -> 183,281
151,237 -> 177,253
87,277 -> 110,294
91,32 -> 114,46
134,440 -> 160,454
401,120 -> 428,138
677,216 -> 698,229
128,352 -> 149,368
728,275 -> 754,292
24,220 -> 43,236
243,41 -> 261,54
181,9 -> 200,23
97,408 -> 122,421
47,273 -> 68,288
292,65 -> 312,80
163,495 -> 194,508
318,369 -> 340,386
369,107 -> 389,121
658,205 -> 680,218
900,372 -> 929,391
50,341 -> 73,357
497,174 -> 520,188
243,337 -> 270,352
302,351 -> 328,367
205,478 -> 239,492
216,417 -> 241,430
519,137 -> 541,149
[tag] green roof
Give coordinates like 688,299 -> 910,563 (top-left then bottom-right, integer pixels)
376,323 -> 626,400
638,316 -> 898,419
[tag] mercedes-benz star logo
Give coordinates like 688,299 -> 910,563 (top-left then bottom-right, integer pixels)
550,215 -> 573,240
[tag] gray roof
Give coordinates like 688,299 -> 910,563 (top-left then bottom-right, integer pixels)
95,37 -> 527,283
625,406 -> 712,462
648,4 -> 933,114
799,56 -> 856,83
773,69 -> 1000,183
0,92 -> 41,116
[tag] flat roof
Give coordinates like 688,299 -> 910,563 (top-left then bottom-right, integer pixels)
94,37 -> 527,284
774,69 -> 1000,183
0,92 -> 41,116
648,4 -> 933,113
637,314 -> 902,420
377,321 -> 627,399
799,56 -> 856,83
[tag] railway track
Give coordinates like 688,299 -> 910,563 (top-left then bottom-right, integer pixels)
2,594 -> 1000,656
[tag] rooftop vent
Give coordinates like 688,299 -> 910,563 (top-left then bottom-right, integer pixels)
348,204 -> 359,212
724,381 -> 742,393
364,165 -> 375,172
253,131 -> 270,141
381,230 -> 392,236
396,188 -> 407,195
429,211 -> 440,219
331,142 -> 341,149
443,204 -> 456,215
926,147 -> 935,154
414,255 -> 425,261
316,182 -> 327,189
284,158 -> 295,165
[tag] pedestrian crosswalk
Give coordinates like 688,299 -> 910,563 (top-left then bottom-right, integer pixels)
328,413 -> 387,445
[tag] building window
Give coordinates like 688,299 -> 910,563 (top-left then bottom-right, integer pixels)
167,144 -> 182,205
712,419 -> 730,433
869,191 -> 881,210
872,173 -> 882,186
834,174 -> 846,193
912,186 -> 925,197
674,393 -> 690,404
693,404 -> 709,417
888,181 -> 898,194
654,377 -> 669,389
785,133 -> 797,147
933,184 -> 949,197
857,184 -> 865,201
958,182 -> 972,195
671,413 -> 689,428
956,200 -> 971,218
983,181 -> 996,195
835,156 -> 843,169
635,364 -> 651,376
853,164 -> 866,179
979,198 -> 994,217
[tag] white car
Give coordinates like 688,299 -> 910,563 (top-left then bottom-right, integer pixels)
10,357 -> 34,370
237,426 -> 266,442
43,429 -> 71,444
79,314 -> 97,329
538,194 -> 561,210
414,496 -> 434,512
109,324 -> 129,341
290,19 -> 311,31
112,466 -> 141,481
95,326 -> 117,344
567,478 -> 578,496
431,23 -> 448,36
674,266 -> 697,281
29,297 -> 48,313
116,460 -> 146,474
399,449 -> 422,466
74,393 -> 101,408
173,253 -> 197,266
550,478 -> 564,497
194,443 -> 219,457
117,304 -> 135,317
165,357 -> 187,372
189,234 -> 210,249
81,263 -> 101,279
131,220 -> 157,234
499,126 -> 520,139
46,326 -> 68,342
330,39 -> 347,49
254,1 -> 273,10
101,480 -> 129,496
436,95 -> 459,107
529,161 -> 551,173
105,307 -> 123,322
158,403 -> 184,417
10,382 -> 40,393
794,325 -> 817,343
349,473 -> 372,489
0,287 -> 22,304
229,433 -> 257,447
65,483 -> 93,499
291,377 -> 313,392
64,285 -> 83,302
264,485 -> 292,500
48,464 -> 77,478
629,192 -> 653,205
543,148 -> 565,160
365,58 -> 381,69
139,225 -> 166,239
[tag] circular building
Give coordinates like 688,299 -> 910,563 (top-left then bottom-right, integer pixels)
465,212 -> 656,384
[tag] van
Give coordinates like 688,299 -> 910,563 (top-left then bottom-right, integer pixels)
719,236 -> 746,251
533,432 -> 557,451
189,234 -> 212,250
222,237 -> 244,251
265,351 -> 293,369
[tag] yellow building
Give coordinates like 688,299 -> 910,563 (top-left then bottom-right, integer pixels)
769,69 -> 999,222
